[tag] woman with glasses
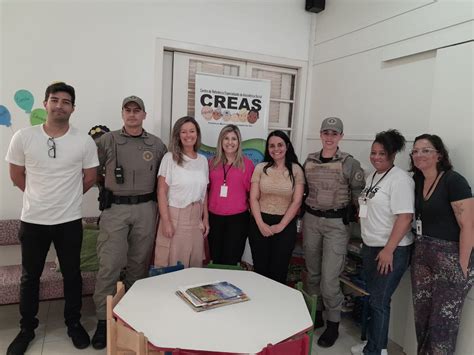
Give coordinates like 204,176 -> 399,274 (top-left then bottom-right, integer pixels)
207,125 -> 254,265
351,130 -> 414,355
153,116 -> 209,268
249,130 -> 305,284
410,134 -> 473,355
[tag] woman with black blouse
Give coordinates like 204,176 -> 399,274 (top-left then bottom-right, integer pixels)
410,134 -> 473,355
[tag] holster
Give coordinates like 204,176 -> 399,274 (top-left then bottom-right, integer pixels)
98,187 -> 113,211
343,204 -> 357,225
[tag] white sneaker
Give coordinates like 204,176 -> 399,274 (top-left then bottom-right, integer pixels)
350,341 -> 367,354
350,341 -> 387,355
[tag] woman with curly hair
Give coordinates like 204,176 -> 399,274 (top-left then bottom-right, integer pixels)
351,129 -> 414,355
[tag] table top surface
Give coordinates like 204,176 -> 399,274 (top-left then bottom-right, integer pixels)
113,268 -> 312,353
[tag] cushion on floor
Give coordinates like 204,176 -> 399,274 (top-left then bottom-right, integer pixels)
0,261 -> 97,305
0,220 -> 21,246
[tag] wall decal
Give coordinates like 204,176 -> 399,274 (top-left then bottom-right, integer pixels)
14,89 -> 34,113
0,105 -> 12,128
30,108 -> 47,126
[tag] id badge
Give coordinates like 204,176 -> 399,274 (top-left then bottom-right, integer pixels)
416,218 -> 422,236
220,185 -> 228,198
359,204 -> 368,218
358,197 -> 368,218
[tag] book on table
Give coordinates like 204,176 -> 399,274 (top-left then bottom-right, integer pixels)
176,281 -> 249,312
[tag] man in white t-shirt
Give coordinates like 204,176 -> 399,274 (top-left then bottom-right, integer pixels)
5,82 -> 99,355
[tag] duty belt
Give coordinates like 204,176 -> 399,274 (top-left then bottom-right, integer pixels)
304,204 -> 346,218
112,192 -> 155,205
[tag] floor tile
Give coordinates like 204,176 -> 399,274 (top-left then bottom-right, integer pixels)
41,339 -> 105,355
46,299 -> 65,320
81,296 -> 96,316
0,313 -> 46,350
312,319 -> 360,354
311,316 -> 406,355
44,318 -> 73,344
0,345 -> 43,355
0,327 -> 45,354
0,300 -> 49,324
1,296 -> 407,355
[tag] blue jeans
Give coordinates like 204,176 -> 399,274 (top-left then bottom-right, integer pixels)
362,244 -> 411,355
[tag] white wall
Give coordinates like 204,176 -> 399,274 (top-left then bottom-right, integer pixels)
305,0 -> 473,178
2,1 -> 473,350
306,0 -> 474,353
0,0 -> 312,219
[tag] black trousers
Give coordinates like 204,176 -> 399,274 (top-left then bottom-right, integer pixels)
18,219 -> 83,330
249,213 -> 297,284
208,211 -> 249,265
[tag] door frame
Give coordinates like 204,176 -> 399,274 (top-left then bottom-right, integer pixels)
153,38 -> 309,157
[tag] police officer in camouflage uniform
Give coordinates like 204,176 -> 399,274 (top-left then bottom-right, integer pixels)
303,117 -> 365,348
91,96 -> 167,349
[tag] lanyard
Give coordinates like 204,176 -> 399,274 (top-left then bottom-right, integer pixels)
223,162 -> 233,185
364,166 -> 394,200
415,171 -> 442,219
423,173 -> 440,199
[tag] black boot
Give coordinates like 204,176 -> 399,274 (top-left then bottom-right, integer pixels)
314,310 -> 324,329
317,320 -> 339,348
7,329 -> 35,355
91,320 -> 107,350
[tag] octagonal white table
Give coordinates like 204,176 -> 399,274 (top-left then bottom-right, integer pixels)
113,268 -> 312,354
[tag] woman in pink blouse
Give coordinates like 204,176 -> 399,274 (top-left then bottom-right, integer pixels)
208,125 -> 254,265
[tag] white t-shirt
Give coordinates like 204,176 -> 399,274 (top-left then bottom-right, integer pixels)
159,152 -> 209,208
359,166 -> 414,247
5,124 -> 99,224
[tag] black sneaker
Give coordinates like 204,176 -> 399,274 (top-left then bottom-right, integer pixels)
91,320 -> 107,349
7,329 -> 35,355
67,322 -> 90,349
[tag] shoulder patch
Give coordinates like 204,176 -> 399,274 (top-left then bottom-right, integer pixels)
354,171 -> 364,181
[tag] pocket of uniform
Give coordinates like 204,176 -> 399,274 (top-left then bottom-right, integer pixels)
331,243 -> 347,275
96,232 -> 110,256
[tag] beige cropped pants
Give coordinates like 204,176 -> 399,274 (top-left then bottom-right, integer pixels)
154,202 -> 205,268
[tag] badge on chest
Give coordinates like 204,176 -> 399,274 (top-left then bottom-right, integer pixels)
220,185 -> 228,198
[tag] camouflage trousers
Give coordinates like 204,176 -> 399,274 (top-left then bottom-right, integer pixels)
411,235 -> 474,355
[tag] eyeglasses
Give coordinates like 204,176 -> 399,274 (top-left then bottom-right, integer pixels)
410,148 -> 437,156
47,137 -> 56,158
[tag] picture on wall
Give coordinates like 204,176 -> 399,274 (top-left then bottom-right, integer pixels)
194,73 -> 271,165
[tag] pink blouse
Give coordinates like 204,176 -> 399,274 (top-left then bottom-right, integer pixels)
208,157 -> 254,216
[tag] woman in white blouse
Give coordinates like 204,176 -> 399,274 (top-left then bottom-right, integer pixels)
153,116 -> 209,267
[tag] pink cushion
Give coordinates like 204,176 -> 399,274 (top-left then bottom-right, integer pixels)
0,220 -> 20,246
0,261 -> 97,305
0,218 -> 99,246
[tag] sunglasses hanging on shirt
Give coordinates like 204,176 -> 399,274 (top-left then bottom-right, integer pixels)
47,137 -> 56,158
